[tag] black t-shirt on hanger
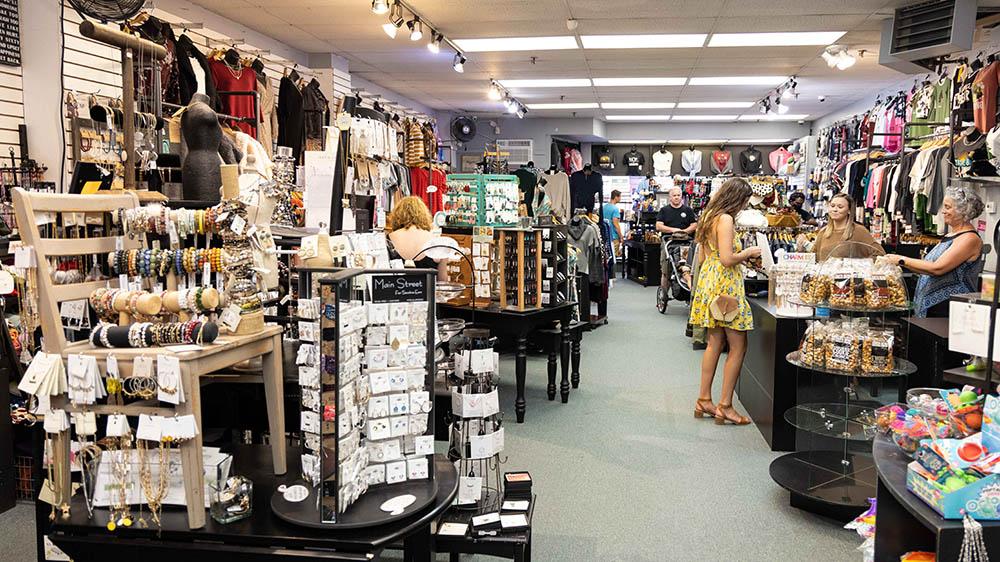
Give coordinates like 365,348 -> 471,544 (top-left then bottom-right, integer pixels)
623,150 -> 645,175
740,147 -> 763,174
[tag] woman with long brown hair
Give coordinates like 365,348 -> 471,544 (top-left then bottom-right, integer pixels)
689,178 -> 760,425
805,193 -> 883,261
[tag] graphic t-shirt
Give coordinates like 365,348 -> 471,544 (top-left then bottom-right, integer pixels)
623,150 -> 645,175
973,62 -> 999,133
597,150 -> 614,170
656,204 -> 696,230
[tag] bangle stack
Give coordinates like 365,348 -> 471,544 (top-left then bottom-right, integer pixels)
107,248 -> 224,277
115,204 -> 247,239
91,321 -> 214,348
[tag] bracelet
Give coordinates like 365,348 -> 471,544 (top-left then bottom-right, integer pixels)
194,287 -> 205,311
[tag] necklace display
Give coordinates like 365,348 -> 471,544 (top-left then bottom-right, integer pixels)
137,438 -> 170,527
107,433 -> 134,531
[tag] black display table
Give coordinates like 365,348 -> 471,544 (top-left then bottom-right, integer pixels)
739,298 -> 805,451
438,303 -> 577,423
624,239 -> 660,286
434,494 -> 536,562
50,446 -> 459,562
873,434 -> 1000,561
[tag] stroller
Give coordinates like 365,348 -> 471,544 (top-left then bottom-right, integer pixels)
656,232 -> 694,314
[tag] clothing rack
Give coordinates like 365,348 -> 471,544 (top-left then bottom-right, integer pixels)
161,101 -> 255,125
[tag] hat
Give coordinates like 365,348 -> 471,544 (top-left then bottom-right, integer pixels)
954,126 -> 986,156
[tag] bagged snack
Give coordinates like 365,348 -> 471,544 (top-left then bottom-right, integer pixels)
799,320 -> 827,367
861,328 -> 895,374
799,271 -> 831,305
825,322 -> 860,372
829,258 -> 872,308
865,257 -> 908,309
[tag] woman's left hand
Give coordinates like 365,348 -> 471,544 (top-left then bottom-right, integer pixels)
884,253 -> 904,266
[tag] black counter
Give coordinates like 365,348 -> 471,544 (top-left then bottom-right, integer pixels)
739,297 -> 806,452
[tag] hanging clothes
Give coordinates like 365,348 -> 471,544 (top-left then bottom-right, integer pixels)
175,34 -> 219,110
710,150 -> 732,175
409,166 -> 445,215
134,16 -> 180,106
277,71 -> 305,160
302,78 -> 329,152
740,147 -> 763,174
569,170 -> 603,214
257,75 -> 278,157
542,171 -> 570,222
208,58 -> 258,137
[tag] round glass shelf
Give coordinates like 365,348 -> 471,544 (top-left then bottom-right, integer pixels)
786,351 -> 917,378
784,403 -> 879,441
786,298 -> 911,314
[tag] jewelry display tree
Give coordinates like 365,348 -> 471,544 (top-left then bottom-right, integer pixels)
270,147 -> 299,226
772,242 -> 915,520
273,268 -> 438,528
448,326 -> 505,511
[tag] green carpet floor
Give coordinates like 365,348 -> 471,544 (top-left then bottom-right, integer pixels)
0,279 -> 862,561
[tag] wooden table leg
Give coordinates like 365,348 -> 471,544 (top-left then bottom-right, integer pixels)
178,362 -> 206,529
403,523 -> 432,562
558,329 -> 569,404
262,333 -> 287,475
546,336 -> 557,401
571,331 -> 581,389
515,332 -> 527,423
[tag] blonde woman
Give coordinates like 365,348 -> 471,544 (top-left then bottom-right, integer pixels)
804,193 -> 883,262
689,178 -> 759,425
387,196 -> 457,280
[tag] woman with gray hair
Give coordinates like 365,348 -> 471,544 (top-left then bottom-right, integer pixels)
885,186 -> 985,317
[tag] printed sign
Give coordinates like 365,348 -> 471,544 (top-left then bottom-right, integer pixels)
371,274 -> 428,303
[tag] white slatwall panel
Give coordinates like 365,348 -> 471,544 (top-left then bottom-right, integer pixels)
0,61 -> 23,160
59,2 -> 331,186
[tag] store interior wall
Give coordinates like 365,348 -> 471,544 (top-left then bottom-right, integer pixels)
18,0 -> 53,164
589,142 -> 789,177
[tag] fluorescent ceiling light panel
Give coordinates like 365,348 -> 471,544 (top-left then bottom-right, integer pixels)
666,139 -> 727,145
670,115 -> 738,121
676,101 -> 755,109
708,31 -> 846,47
453,36 -> 579,52
731,138 -> 792,144
608,139 -> 667,144
497,79 -> 592,88
526,103 -> 600,109
737,114 -> 809,121
601,102 -> 676,109
688,76 -> 788,86
593,77 -> 686,86
604,115 -> 671,121
581,34 -> 707,49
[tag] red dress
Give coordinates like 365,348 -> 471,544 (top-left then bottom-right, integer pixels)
208,59 -> 258,137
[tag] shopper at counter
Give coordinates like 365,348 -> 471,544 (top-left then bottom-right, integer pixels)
800,193 -> 883,262
387,196 -> 458,281
886,186 -> 985,318
689,178 -> 760,426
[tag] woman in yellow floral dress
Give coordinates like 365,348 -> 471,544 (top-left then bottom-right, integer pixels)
689,178 -> 759,425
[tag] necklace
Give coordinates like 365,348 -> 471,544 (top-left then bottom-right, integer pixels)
107,434 -> 133,531
137,438 -> 170,527
225,61 -> 243,81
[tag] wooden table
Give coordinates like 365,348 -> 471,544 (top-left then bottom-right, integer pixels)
873,435 -> 1000,561
438,303 -> 576,423
50,446 -> 459,562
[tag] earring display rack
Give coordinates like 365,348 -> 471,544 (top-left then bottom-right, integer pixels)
498,229 -> 542,312
272,268 -> 438,528
537,225 -> 569,308
443,175 -> 520,228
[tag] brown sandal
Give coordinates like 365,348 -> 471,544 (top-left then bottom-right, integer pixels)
694,398 -> 717,418
714,403 -> 750,425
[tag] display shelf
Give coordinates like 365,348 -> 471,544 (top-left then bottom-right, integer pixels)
769,450 -> 877,518
941,365 -> 993,386
786,351 -> 917,377
498,229 -> 542,311
444,174 -> 519,227
786,298 -> 911,313
783,403 -> 879,442
538,225 -> 569,308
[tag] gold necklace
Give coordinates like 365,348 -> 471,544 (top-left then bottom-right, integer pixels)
137,439 -> 170,527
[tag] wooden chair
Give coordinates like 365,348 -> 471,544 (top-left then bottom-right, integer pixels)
12,187 -> 286,529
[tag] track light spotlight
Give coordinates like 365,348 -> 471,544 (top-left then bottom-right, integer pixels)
453,53 -> 466,73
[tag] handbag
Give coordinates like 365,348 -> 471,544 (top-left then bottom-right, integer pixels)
709,295 -> 740,323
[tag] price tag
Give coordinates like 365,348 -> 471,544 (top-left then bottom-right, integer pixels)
220,304 -> 242,331
0,270 -> 13,295
231,215 -> 246,235
115,237 -> 124,251
59,300 -> 86,321
336,112 -> 352,131
106,414 -> 128,437
119,274 -> 129,289
203,262 -> 211,281
135,414 -> 161,441
106,354 -> 119,379
13,246 -> 34,269
168,221 -> 179,245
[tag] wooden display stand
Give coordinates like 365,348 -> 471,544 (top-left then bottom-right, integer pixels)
12,188 -> 286,530
498,229 -> 542,311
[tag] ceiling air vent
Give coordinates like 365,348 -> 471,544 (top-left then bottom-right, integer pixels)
879,0 -> 976,73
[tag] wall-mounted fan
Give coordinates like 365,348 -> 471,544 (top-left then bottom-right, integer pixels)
69,0 -> 147,23
450,116 -> 477,143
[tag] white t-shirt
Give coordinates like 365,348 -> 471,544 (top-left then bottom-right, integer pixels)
681,149 -> 702,176
652,150 -> 673,174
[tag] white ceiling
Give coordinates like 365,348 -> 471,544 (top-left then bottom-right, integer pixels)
182,0 -> 997,122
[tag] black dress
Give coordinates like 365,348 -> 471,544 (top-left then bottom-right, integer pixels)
277,71 -> 305,160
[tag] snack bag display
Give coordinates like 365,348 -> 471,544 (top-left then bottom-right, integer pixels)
861,328 -> 895,374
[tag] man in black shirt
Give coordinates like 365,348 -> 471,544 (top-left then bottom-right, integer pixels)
656,187 -> 697,301
788,191 -> 817,226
